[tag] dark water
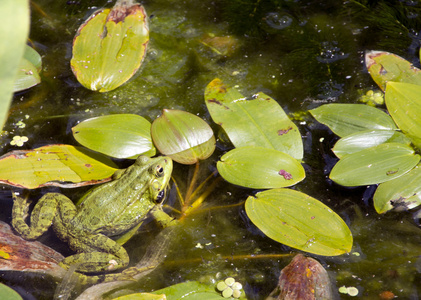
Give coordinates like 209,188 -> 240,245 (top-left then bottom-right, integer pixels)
1,0 -> 421,299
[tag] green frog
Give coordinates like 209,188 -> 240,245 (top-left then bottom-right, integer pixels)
11,155 -> 174,281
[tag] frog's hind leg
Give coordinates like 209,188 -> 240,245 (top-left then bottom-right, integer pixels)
12,192 -> 76,240
61,233 -> 130,273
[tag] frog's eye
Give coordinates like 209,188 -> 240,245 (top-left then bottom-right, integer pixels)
156,165 -> 165,177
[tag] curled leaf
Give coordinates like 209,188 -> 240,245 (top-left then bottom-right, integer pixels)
151,109 -> 215,165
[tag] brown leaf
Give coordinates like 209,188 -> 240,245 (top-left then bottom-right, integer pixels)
277,254 -> 333,300
0,221 -> 65,278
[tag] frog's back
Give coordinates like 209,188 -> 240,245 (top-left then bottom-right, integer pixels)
71,162 -> 155,236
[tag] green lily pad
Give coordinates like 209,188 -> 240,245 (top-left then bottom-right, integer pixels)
373,165 -> 421,214
23,44 -> 42,72
71,0 -> 149,92
332,129 -> 411,159
14,58 -> 40,92
14,45 -> 42,92
330,143 -> 420,186
150,281 -> 240,299
310,104 -> 397,137
72,114 -> 155,159
217,146 -> 305,189
385,81 -> 421,149
245,189 -> 353,256
366,51 -> 421,92
151,109 -> 215,165
0,144 -> 118,189
0,0 -> 29,129
0,282 -> 22,300
113,293 -> 166,300
205,78 -> 303,160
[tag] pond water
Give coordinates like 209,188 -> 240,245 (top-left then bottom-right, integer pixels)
1,0 -> 421,299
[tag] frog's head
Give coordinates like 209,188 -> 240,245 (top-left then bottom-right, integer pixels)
135,155 -> 173,205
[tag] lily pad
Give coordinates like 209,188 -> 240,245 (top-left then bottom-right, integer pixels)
13,57 -> 41,92
310,104 -> 397,137
0,282 -> 22,300
330,143 -> 420,186
385,81 -> 421,149
332,129 -> 410,159
14,45 -> 42,92
245,189 -> 353,256
217,146 -> 305,189
366,51 -> 421,91
0,144 -> 118,189
373,165 -> 421,214
71,0 -> 149,92
151,109 -> 215,165
72,114 -> 155,159
151,281 -> 236,299
205,78 -> 303,160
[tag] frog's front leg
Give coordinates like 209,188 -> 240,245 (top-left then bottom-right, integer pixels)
61,233 -> 129,273
12,192 -> 76,240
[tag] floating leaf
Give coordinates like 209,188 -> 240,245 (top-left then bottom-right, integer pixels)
0,0 -> 30,129
23,44 -> 42,72
151,109 -> 215,165
310,104 -> 397,137
13,45 -> 43,92
205,78 -> 303,160
385,81 -> 421,149
72,114 -> 155,159
366,51 -> 421,92
0,282 -> 23,300
113,293 -> 166,300
245,189 -> 353,256
151,281 -> 237,300
330,143 -> 420,186
0,144 -> 118,189
14,58 -> 40,92
332,129 -> 410,158
71,0 -> 149,92
217,146 -> 305,189
0,221 -> 65,279
373,165 -> 421,214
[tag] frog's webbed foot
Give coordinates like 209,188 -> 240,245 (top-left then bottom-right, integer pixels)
62,233 -> 130,273
60,251 -> 129,274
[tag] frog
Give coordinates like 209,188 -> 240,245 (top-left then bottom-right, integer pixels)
11,155 -> 174,282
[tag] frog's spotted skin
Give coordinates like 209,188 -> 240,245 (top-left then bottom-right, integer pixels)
11,156 -> 174,283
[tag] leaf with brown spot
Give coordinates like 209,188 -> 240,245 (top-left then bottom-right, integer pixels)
366,51 -> 421,92
71,0 -> 149,92
0,144 -> 118,189
205,78 -> 303,160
